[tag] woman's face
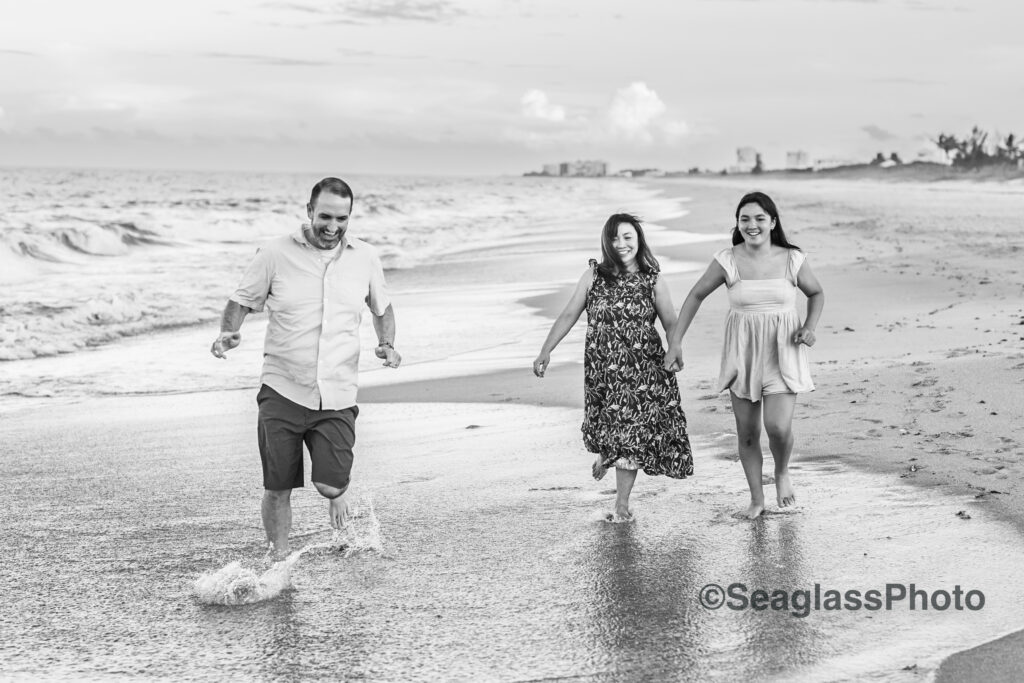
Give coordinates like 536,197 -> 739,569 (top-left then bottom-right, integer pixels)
612,223 -> 639,268
736,202 -> 775,247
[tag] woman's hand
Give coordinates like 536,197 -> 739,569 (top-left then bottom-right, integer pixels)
663,344 -> 684,372
793,327 -> 816,347
533,352 -> 550,378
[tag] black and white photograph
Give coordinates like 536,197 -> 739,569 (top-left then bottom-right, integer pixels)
2,1 -> 1023,680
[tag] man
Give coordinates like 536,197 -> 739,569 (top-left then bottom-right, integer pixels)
211,177 -> 401,559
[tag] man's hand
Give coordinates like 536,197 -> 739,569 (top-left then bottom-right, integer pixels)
793,327 -> 816,347
211,331 -> 241,359
375,344 -> 402,368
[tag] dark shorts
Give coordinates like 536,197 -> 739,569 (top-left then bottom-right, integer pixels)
256,384 -> 358,491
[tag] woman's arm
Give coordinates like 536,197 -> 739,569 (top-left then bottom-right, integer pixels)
653,274 -> 677,333
533,269 -> 592,377
794,261 -> 824,346
663,261 -> 726,371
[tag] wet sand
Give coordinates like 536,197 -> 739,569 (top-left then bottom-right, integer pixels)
4,393 -> 1024,681
2,176 -> 1023,679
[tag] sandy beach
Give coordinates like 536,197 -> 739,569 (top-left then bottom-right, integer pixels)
3,174 -> 1023,680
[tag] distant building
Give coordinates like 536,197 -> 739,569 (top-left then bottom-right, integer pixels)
618,168 -> 664,178
559,160 -> 607,177
814,157 -> 861,171
786,151 -> 810,170
524,159 -> 608,177
730,147 -> 758,173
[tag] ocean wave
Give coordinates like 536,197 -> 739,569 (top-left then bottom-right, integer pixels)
0,169 -> 688,377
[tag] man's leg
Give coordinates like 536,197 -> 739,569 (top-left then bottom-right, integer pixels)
262,489 -> 293,556
306,405 -> 358,530
257,385 -> 306,556
313,482 -> 351,529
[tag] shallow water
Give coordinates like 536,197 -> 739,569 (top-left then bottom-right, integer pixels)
2,398 -> 1023,681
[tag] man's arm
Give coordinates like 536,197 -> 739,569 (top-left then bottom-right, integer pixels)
210,300 -> 254,358
371,304 -> 401,368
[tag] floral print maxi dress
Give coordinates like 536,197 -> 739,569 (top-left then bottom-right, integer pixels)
582,267 -> 693,478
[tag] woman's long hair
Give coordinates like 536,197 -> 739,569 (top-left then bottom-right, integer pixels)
595,213 -> 659,279
731,191 -> 800,250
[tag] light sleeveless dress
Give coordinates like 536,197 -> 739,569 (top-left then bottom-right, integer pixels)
714,247 -> 814,402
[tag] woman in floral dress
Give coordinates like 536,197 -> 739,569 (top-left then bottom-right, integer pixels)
533,213 -> 693,521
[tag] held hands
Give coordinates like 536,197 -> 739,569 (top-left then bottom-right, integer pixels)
375,344 -> 402,368
792,327 -> 817,347
533,352 -> 550,378
663,344 -> 684,373
210,331 -> 241,359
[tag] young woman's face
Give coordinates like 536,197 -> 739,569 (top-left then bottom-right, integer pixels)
612,223 -> 639,267
736,202 -> 775,247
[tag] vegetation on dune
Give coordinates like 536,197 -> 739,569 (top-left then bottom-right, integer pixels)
933,127 -> 1023,168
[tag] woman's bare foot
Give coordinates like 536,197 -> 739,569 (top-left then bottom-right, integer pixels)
592,458 -> 608,480
775,472 -> 796,508
738,501 -> 765,520
604,509 -> 634,523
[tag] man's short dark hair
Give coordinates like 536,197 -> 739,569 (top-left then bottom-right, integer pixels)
309,177 -> 354,209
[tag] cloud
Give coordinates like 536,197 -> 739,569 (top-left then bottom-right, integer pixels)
862,124 -> 897,141
262,0 -> 465,23
608,82 -> 666,140
607,82 -> 688,144
521,90 -> 566,122
507,82 -> 690,150
199,51 -> 335,67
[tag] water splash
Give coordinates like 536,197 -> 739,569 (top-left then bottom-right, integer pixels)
193,494 -> 391,605
193,555 -> 300,606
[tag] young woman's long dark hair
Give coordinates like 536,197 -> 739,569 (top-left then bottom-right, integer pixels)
595,213 -> 659,279
731,191 -> 800,250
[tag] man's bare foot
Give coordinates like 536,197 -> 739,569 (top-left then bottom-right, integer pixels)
738,501 -> 765,520
776,472 -> 796,508
329,492 -> 351,529
264,541 -> 290,563
592,458 -> 608,481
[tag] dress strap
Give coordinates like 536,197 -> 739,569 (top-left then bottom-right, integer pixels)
713,247 -> 739,286
786,249 -> 806,285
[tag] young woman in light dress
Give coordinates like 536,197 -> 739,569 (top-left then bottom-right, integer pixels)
664,192 -> 824,519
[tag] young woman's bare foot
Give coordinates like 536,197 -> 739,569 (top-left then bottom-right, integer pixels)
737,501 -> 765,520
592,458 -> 608,481
604,508 -> 634,523
775,472 -> 796,508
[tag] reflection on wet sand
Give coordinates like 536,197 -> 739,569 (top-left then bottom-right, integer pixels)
4,399 -> 1024,681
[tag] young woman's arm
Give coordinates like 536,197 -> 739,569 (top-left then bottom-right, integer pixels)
533,269 -> 593,377
663,261 -> 727,371
793,261 -> 824,346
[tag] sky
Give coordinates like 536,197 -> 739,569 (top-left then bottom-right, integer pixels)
1,0 -> 1022,175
